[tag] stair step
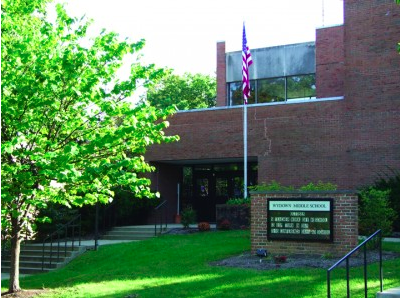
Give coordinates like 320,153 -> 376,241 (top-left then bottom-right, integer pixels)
3,255 -> 66,263
376,287 -> 400,298
105,231 -> 154,237
22,244 -> 82,251
101,225 -> 169,241
101,235 -> 151,240
1,245 -> 86,276
2,260 -> 59,269
1,266 -> 52,274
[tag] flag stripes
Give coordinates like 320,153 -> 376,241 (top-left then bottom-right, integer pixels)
242,23 -> 253,104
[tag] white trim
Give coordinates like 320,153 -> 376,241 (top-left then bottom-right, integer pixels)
177,96 -> 344,114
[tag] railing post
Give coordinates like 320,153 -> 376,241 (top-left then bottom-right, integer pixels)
64,226 -> 67,257
41,214 -> 82,271
42,240 -> 46,271
346,258 -> 350,297
327,271 -> 331,298
57,232 -> 60,262
327,230 -> 382,298
364,245 -> 368,298
79,215 -> 82,246
50,235 -> 53,269
72,220 -> 75,251
95,203 -> 99,251
379,231 -> 383,292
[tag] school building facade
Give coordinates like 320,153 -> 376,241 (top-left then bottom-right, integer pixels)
145,0 -> 400,223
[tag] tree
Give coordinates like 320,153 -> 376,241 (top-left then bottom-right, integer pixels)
146,70 -> 216,110
1,0 -> 178,293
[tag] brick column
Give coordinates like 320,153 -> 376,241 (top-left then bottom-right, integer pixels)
251,191 -> 358,257
216,41 -> 227,107
316,25 -> 344,98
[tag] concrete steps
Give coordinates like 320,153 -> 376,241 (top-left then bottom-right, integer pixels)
101,225 -> 166,241
377,287 -> 400,298
1,243 -> 86,274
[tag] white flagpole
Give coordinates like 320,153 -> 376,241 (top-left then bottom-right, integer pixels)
243,103 -> 248,199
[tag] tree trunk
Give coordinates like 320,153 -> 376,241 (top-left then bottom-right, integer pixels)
9,216 -> 21,293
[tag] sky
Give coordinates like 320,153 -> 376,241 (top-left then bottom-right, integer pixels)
58,0 -> 343,77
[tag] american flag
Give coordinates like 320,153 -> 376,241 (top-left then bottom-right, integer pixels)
242,23 -> 253,104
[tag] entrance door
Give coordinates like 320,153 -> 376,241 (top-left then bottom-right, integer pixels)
188,163 -> 257,223
193,172 -> 215,222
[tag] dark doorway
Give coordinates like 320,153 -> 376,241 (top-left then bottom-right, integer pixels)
187,163 -> 257,222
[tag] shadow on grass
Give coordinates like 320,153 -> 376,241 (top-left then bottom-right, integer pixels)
2,231 -> 399,298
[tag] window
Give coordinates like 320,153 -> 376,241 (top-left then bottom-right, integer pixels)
228,74 -> 316,106
287,74 -> 316,100
257,77 -> 285,103
228,80 -> 255,106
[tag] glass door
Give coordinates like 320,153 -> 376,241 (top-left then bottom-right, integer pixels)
193,172 -> 216,222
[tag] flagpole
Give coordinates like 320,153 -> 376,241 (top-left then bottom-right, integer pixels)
243,102 -> 248,199
242,22 -> 252,199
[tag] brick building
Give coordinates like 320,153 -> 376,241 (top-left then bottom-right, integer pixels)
145,0 -> 400,223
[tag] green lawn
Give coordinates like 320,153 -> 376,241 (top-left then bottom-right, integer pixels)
2,230 -> 399,298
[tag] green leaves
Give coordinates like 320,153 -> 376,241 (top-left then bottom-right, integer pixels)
146,69 -> 217,111
1,0 -> 178,259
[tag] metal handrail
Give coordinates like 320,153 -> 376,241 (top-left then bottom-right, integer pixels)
327,229 -> 382,298
42,214 -> 82,271
154,200 -> 168,236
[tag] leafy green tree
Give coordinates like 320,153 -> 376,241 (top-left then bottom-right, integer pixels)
1,0 -> 178,293
146,70 -> 216,110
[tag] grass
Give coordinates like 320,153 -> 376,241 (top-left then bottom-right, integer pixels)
2,230 -> 399,298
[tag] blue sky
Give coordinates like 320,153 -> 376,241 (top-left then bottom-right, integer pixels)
58,0 -> 343,76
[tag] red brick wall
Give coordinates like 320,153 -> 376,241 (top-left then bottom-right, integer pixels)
342,0 -> 400,187
250,192 -> 358,257
316,25 -> 344,98
146,0 -> 400,193
216,41 -> 226,107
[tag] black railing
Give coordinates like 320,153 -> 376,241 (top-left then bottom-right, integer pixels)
327,229 -> 382,298
154,200 -> 168,236
42,214 -> 82,271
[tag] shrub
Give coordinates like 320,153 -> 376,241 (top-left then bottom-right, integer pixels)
198,222 -> 210,232
358,187 -> 397,237
218,219 -> 231,230
298,181 -> 337,191
226,198 -> 250,205
373,169 -> 400,232
181,206 -> 196,229
250,180 -> 337,192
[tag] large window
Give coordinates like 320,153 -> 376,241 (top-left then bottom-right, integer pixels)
257,77 -> 285,103
228,74 -> 315,106
287,74 -> 316,100
229,81 -> 255,105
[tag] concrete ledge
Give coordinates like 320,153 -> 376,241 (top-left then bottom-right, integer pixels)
377,287 -> 400,298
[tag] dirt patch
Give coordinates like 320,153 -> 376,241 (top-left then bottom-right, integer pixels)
1,289 -> 48,298
210,251 -> 400,270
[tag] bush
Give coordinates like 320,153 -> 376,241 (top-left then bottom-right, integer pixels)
250,180 -> 337,192
373,169 -> 400,232
226,198 -> 250,205
181,206 -> 196,229
198,222 -> 210,232
358,187 -> 397,237
218,219 -> 231,230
